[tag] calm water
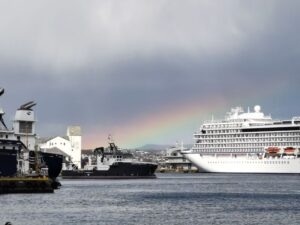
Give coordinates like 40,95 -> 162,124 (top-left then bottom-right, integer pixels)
1,173 -> 300,225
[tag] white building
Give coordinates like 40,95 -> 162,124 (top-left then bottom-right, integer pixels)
39,126 -> 82,169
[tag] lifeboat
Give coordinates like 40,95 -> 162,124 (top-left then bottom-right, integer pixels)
266,147 -> 280,154
284,147 -> 296,154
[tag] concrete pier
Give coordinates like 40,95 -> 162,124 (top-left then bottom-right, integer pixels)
0,177 -> 55,194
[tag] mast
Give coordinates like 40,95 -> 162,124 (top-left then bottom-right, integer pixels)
0,87 -> 8,130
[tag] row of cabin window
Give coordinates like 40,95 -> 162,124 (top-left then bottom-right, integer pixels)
194,148 -> 262,152
195,142 -> 300,148
198,137 -> 300,144
197,132 -> 300,139
202,123 -> 243,129
208,161 -> 291,164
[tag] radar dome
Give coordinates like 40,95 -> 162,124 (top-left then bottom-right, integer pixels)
254,105 -> 261,113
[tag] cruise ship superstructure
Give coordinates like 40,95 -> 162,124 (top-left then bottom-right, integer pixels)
181,105 -> 300,173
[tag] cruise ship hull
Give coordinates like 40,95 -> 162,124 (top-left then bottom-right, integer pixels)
182,153 -> 300,173
61,162 -> 157,179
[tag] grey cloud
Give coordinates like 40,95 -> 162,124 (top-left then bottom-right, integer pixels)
0,1 -> 300,145
0,1 -> 277,72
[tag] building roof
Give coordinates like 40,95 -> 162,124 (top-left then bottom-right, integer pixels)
41,147 -> 70,157
37,136 -> 70,144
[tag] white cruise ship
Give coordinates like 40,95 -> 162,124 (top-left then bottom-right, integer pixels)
181,105 -> 300,173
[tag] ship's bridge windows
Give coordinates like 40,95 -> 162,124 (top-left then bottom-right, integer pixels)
19,121 -> 33,134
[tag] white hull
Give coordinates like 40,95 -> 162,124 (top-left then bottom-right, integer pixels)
183,153 -> 300,173
184,105 -> 300,173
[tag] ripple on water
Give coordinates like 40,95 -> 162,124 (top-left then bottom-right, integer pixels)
1,174 -> 300,225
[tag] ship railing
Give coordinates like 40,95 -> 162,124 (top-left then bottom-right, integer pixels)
292,117 -> 300,123
202,119 -> 248,126
203,119 -> 227,124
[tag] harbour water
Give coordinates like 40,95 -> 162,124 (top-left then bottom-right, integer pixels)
1,173 -> 300,225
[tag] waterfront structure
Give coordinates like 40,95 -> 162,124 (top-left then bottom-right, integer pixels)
38,126 -> 82,169
181,105 -> 300,173
159,143 -> 198,172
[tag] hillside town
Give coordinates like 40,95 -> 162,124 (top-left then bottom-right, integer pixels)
37,126 -> 198,173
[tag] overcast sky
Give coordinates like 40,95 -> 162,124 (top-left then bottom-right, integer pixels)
0,1 -> 300,148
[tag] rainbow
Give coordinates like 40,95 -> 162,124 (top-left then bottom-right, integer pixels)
83,80 -> 289,149
84,97 -> 227,149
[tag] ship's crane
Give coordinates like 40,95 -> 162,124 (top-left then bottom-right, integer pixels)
0,88 -> 8,130
0,87 -> 4,96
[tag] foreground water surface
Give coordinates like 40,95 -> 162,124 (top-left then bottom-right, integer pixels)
1,173 -> 300,225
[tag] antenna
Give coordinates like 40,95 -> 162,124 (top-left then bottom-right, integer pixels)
108,134 -> 117,153
108,134 -> 113,143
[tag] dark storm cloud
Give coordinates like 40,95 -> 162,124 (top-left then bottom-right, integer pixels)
0,1 -> 300,143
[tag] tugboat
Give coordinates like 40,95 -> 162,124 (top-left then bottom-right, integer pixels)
0,87 -> 63,191
61,137 -> 157,179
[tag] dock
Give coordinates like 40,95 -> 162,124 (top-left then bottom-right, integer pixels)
0,177 -> 55,194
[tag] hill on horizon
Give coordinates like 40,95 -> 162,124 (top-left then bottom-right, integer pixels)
134,144 -> 193,151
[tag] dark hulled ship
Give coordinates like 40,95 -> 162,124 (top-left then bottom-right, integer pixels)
62,140 -> 157,179
0,88 -> 63,180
